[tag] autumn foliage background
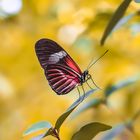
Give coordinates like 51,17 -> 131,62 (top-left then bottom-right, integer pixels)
0,0 -> 140,140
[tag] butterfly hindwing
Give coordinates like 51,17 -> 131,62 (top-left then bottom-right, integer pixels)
45,64 -> 80,95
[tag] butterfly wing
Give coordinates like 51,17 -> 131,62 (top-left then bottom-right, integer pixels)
45,64 -> 81,95
35,38 -> 82,95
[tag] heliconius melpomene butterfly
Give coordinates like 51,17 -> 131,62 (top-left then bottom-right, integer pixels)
35,38 -> 108,96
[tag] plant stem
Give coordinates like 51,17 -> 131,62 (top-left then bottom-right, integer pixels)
56,136 -> 60,140
52,128 -> 61,140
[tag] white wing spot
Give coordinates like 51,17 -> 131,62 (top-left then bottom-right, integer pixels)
48,51 -> 67,63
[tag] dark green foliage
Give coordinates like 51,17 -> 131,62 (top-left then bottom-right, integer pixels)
71,122 -> 112,140
101,0 -> 132,45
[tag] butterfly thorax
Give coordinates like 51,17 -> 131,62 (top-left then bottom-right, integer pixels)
80,70 -> 91,84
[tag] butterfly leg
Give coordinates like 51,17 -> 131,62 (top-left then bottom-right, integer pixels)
90,77 -> 101,89
77,86 -> 81,101
81,85 -> 86,101
86,80 -> 93,90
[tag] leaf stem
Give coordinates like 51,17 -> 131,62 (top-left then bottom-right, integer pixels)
52,128 -> 61,140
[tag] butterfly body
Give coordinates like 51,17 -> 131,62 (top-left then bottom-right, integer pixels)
80,70 -> 89,84
35,38 -> 91,95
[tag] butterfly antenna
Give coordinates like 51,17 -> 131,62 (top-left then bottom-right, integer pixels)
87,50 -> 109,70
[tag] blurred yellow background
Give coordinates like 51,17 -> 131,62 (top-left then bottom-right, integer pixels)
0,0 -> 140,140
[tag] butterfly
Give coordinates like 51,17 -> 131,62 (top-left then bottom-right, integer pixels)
35,38 -> 108,96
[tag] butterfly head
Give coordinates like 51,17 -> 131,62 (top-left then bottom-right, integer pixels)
81,70 -> 91,84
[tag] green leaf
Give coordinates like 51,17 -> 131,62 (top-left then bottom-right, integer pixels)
105,75 -> 140,97
70,98 -> 102,119
55,89 -> 98,131
101,0 -> 132,45
43,128 -> 54,138
71,122 -> 112,140
23,121 -> 52,136
31,128 -> 54,140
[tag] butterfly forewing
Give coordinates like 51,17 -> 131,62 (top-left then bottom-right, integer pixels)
35,38 -> 82,95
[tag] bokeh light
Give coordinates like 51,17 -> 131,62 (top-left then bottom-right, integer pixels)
0,74 -> 14,99
0,0 -> 22,18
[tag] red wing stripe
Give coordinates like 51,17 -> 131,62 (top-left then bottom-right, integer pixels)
47,73 -> 62,77
57,65 -> 81,78
55,79 -> 72,92
52,78 -> 67,88
60,80 -> 75,93
64,84 -> 76,94
63,81 -> 77,94
49,75 -> 65,82
51,65 -> 79,78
